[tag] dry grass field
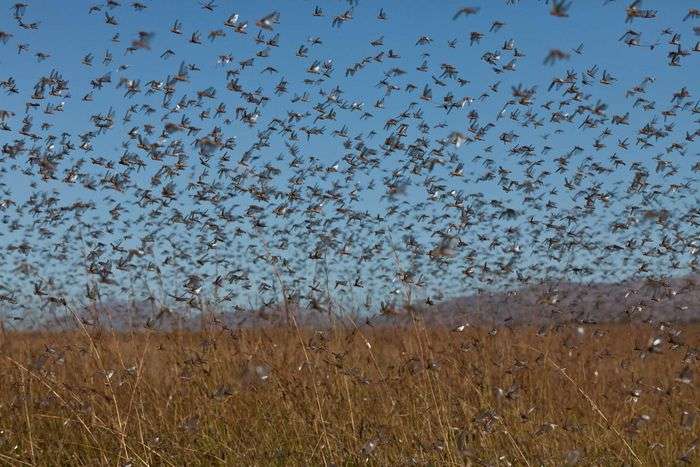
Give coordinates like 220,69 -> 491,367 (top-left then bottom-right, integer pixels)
0,320 -> 697,466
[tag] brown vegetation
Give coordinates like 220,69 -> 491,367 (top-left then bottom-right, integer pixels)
0,321 -> 697,465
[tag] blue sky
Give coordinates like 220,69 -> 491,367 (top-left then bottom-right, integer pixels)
0,0 -> 699,319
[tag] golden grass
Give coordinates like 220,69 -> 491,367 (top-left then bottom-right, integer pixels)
0,320 -> 697,465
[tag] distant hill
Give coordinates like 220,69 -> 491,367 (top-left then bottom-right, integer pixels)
30,276 -> 700,331
412,275 -> 700,326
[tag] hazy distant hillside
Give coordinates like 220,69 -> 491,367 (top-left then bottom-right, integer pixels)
32,276 -> 700,331
418,275 -> 700,326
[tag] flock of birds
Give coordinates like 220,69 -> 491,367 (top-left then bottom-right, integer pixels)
0,0 -> 699,327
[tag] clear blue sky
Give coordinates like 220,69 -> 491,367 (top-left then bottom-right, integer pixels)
0,0 -> 698,320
